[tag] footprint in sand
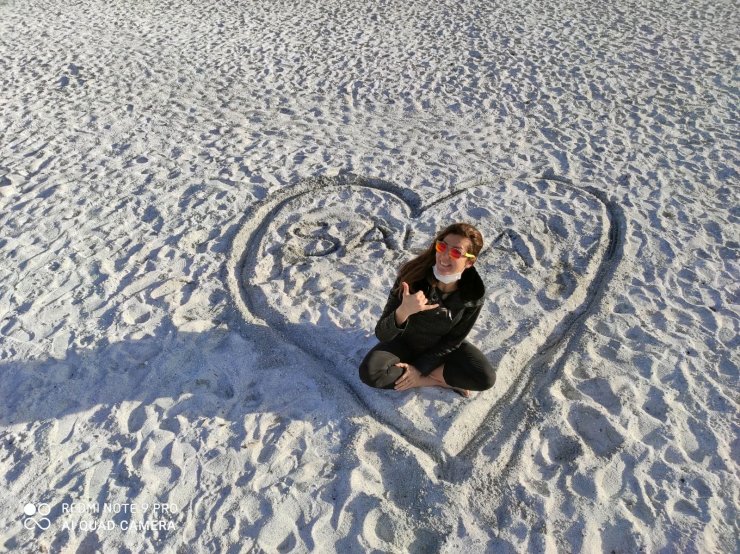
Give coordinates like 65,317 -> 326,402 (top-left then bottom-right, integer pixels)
567,403 -> 625,458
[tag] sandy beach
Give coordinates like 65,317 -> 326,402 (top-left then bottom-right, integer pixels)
0,0 -> 737,552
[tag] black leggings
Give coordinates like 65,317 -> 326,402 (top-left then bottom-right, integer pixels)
359,337 -> 496,391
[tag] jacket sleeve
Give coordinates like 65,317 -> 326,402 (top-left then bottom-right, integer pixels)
412,303 -> 483,374
374,279 -> 406,342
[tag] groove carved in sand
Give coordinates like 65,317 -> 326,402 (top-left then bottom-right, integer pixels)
227,174 -> 622,462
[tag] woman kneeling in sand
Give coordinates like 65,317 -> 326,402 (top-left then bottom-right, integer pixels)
359,222 -> 495,397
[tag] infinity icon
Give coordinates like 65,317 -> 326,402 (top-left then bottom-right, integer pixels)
23,503 -> 51,530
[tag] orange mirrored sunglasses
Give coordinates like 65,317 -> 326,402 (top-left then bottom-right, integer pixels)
435,240 -> 476,260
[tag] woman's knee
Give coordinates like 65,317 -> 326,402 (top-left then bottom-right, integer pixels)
358,358 -> 380,388
358,354 -> 376,387
359,350 -> 399,389
470,354 -> 496,390
453,342 -> 496,390
479,365 -> 496,390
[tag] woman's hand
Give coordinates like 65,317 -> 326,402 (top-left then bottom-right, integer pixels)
394,362 -> 424,391
395,282 -> 438,325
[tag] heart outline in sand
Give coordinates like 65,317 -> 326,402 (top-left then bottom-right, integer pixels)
228,174 -> 614,457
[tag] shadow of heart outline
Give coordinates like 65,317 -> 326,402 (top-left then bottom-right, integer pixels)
227,173 -> 624,466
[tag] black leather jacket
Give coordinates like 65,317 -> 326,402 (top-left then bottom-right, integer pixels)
374,266 -> 486,374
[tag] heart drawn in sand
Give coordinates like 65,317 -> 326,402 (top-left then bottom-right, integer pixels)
228,175 -> 612,457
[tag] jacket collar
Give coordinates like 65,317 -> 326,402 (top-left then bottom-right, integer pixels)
424,265 -> 485,305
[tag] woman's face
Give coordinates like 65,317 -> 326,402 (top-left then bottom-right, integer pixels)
435,233 -> 475,276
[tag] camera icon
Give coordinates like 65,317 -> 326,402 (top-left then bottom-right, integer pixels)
23,503 -> 51,530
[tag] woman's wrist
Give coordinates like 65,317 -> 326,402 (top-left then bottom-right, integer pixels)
394,307 -> 410,326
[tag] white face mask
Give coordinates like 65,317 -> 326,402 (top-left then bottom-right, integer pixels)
433,264 -> 463,284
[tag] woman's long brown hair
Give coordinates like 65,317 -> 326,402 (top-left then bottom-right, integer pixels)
392,222 -> 484,297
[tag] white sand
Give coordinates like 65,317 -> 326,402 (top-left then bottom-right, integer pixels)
0,0 -> 737,552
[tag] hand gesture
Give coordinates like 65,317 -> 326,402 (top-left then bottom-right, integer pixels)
399,282 -> 438,316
